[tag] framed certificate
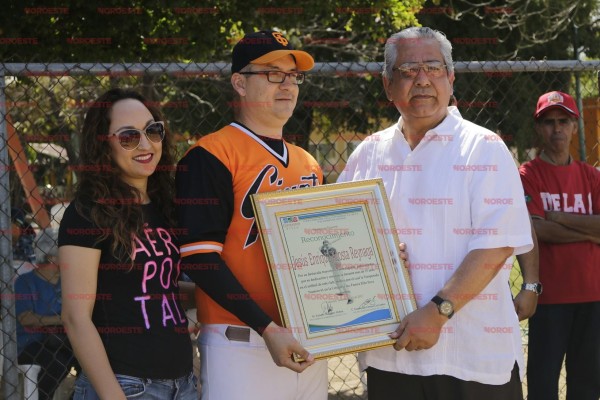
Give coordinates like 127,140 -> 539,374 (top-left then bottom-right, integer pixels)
251,178 -> 416,359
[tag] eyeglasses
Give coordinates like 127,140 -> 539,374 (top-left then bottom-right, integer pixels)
392,61 -> 448,79
239,70 -> 305,85
109,121 -> 165,151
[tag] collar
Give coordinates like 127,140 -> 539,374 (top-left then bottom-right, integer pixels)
396,106 -> 461,148
230,122 -> 288,164
539,151 -> 572,166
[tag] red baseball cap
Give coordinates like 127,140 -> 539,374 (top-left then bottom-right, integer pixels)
534,91 -> 580,119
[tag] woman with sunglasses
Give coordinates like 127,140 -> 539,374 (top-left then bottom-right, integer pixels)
58,88 -> 196,399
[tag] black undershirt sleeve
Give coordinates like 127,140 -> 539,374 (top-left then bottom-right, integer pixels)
176,146 -> 272,334
181,252 -> 272,333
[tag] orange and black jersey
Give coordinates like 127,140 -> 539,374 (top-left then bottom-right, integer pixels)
176,122 -> 323,332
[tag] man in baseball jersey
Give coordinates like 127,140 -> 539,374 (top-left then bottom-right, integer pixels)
519,90 -> 600,400
175,30 -> 328,399
337,26 -> 533,399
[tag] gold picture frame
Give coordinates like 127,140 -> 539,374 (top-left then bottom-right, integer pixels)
251,178 -> 416,359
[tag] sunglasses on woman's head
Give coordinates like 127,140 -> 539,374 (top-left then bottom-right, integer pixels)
109,121 -> 165,151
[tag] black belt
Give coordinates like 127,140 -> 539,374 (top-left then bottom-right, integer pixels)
225,326 -> 251,342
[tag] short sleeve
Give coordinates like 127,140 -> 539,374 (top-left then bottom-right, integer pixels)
467,140 -> 533,256
519,162 -> 545,218
175,146 -> 234,252
58,203 -> 106,249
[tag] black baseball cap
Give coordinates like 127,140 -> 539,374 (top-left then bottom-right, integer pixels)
231,30 -> 314,74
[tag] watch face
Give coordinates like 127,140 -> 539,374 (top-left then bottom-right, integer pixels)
440,301 -> 453,315
524,283 -> 543,295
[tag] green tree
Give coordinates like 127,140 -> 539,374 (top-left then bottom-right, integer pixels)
415,0 -> 600,160
1,0 -> 424,62
1,0 -> 426,184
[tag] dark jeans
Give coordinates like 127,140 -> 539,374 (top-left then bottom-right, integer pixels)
527,302 -> 600,400
366,362 -> 522,400
18,335 -> 76,400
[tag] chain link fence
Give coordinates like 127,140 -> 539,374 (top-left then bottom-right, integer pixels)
1,60 -> 599,399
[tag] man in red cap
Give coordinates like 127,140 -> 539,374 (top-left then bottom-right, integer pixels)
520,91 -> 600,400
175,30 -> 328,399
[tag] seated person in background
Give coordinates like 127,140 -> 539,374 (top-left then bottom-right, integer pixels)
15,228 -> 76,400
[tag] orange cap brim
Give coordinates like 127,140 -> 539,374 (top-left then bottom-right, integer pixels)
251,50 -> 315,71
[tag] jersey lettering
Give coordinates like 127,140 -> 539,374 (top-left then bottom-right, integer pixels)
241,165 -> 278,248
241,168 -> 321,248
540,192 -> 593,214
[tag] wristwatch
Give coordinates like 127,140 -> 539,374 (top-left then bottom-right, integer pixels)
431,295 -> 455,319
521,282 -> 543,295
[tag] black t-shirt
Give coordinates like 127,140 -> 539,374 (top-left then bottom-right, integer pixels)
58,202 -> 192,379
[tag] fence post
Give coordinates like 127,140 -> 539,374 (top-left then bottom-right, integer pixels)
573,25 -> 587,161
575,74 -> 586,161
0,71 -> 20,400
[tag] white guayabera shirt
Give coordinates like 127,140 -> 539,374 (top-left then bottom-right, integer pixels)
337,107 -> 533,385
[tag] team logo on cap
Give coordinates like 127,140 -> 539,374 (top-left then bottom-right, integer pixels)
272,32 -> 288,46
547,92 -> 564,105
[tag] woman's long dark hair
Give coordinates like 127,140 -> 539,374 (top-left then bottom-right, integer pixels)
74,88 -> 176,260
